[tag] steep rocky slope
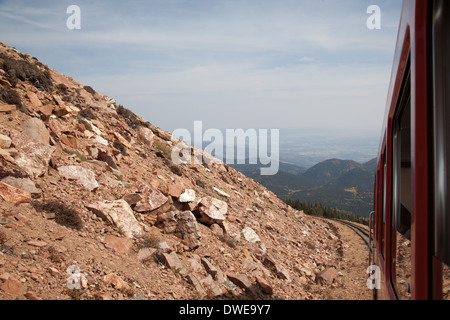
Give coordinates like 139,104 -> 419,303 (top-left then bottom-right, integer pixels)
0,41 -> 350,300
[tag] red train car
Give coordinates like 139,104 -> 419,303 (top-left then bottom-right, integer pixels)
369,0 -> 450,300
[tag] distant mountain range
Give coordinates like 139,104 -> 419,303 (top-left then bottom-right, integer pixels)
230,158 -> 377,218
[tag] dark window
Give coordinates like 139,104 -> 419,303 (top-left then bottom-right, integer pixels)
392,65 -> 412,300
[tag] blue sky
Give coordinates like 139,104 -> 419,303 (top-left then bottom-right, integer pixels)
0,0 -> 402,139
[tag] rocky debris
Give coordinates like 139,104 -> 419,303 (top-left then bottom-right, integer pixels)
195,197 -> 228,226
86,200 -> 143,238
0,181 -> 31,204
58,165 -> 99,191
10,129 -> 55,179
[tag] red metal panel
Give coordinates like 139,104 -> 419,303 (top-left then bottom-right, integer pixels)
410,0 -> 431,300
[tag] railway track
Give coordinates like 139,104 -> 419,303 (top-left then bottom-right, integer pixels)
333,219 -> 370,248
319,217 -> 371,249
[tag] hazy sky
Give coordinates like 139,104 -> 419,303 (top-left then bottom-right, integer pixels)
0,0 -> 402,137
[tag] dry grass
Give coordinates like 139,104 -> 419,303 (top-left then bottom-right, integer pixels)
31,199 -> 84,230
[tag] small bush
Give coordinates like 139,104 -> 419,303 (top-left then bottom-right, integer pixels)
154,139 -> 172,159
67,150 -> 87,161
83,85 -> 96,95
116,105 -> 151,130
77,118 -> 93,131
31,199 -> 84,230
0,53 -> 53,92
0,86 -> 21,107
78,107 -> 96,120
56,83 -> 68,95
136,230 -> 161,250
113,140 -> 127,156
116,105 -> 142,130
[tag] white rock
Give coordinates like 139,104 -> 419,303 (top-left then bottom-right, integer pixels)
0,134 -> 11,149
58,165 -> 99,191
178,189 -> 196,203
196,197 -> 228,225
94,135 -> 109,146
137,127 -> 154,147
86,199 -> 143,238
242,227 -> 261,243
10,129 -> 55,179
213,187 -> 230,198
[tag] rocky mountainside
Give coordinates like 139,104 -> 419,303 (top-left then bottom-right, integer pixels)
0,42 -> 348,301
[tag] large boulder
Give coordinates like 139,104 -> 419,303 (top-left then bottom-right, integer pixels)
195,197 -> 228,225
22,118 -> 49,145
156,210 -> 201,249
0,181 -> 32,205
10,129 -> 55,179
1,177 -> 40,194
86,200 -> 143,238
134,189 -> 168,212
58,165 -> 99,191
137,127 -> 154,147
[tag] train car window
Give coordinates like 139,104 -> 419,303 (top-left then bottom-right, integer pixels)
392,67 -> 412,300
433,0 -> 450,299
